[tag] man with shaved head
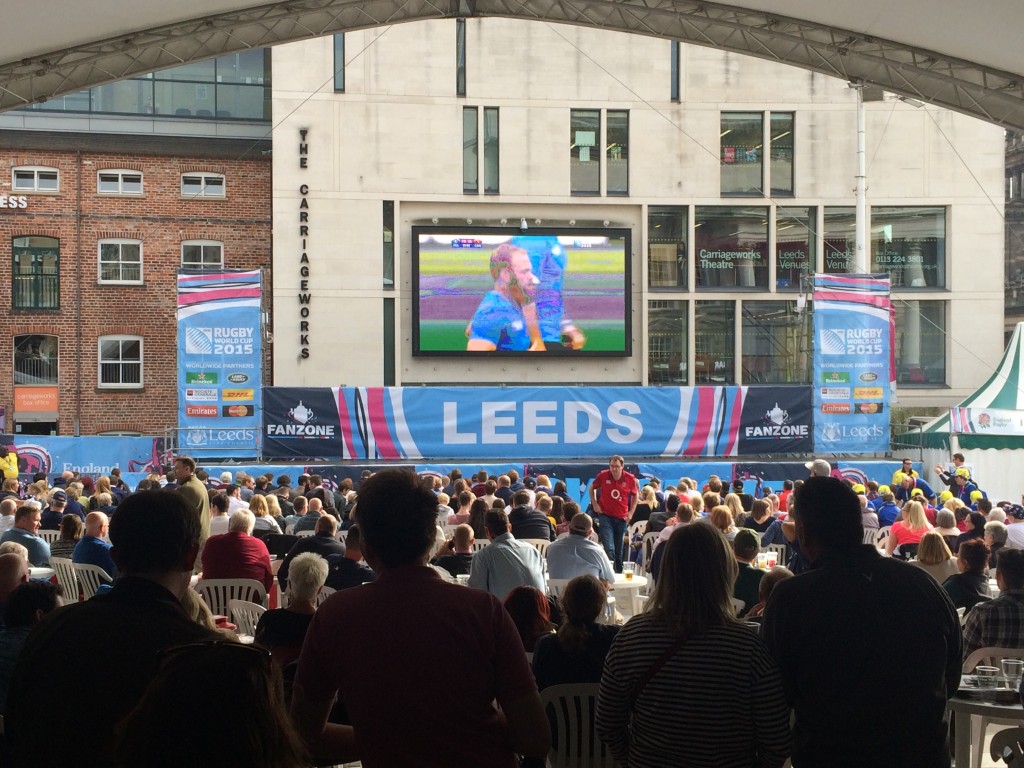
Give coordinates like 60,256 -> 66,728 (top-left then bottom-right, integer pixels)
72,512 -> 116,580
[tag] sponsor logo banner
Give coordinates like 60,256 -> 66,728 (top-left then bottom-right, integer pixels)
186,405 -> 218,418
813,274 -> 891,453
262,385 -> 814,461
223,405 -> 255,418
184,388 -> 218,402
950,406 -> 1024,436
177,271 -> 262,455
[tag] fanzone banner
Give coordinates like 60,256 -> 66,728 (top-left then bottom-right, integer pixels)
950,407 -> 1024,436
813,274 -> 891,453
177,271 -> 262,456
262,385 -> 813,460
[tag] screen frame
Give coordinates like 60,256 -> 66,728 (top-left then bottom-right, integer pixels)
411,225 -> 633,358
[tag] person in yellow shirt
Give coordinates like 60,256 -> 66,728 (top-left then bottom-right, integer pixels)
890,457 -> 919,485
0,445 -> 17,480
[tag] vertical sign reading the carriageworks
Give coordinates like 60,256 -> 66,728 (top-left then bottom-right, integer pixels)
813,274 -> 891,453
177,271 -> 262,457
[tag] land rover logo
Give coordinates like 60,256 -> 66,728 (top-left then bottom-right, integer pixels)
859,372 -> 878,382
227,373 -> 249,384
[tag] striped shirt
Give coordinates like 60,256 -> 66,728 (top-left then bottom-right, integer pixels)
596,615 -> 790,768
964,589 -> 1024,658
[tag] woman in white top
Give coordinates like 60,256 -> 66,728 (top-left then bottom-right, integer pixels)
910,531 -> 959,583
250,494 -> 282,534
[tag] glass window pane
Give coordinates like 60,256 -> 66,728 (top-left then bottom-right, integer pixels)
776,207 -> 814,290
100,340 -> 122,360
98,174 -> 119,192
333,34 -> 345,93
463,107 -> 478,194
871,207 -> 946,288
214,83 -> 267,120
607,110 -> 628,195
721,113 -> 763,196
91,79 -> 153,115
741,300 -> 810,384
823,207 -> 857,273
157,59 -> 216,82
694,300 -> 735,384
12,236 -> 59,309
121,340 -> 141,361
483,107 -> 499,195
37,172 -> 58,191
182,176 -> 202,196
456,19 -> 466,97
670,41 -> 680,102
204,176 -> 224,196
216,49 -> 268,85
383,200 -> 394,288
14,334 -> 58,386
694,206 -> 769,289
122,174 -> 142,194
648,206 -> 687,290
770,113 -> 794,196
13,171 -> 34,189
570,110 -> 600,195
895,300 -> 945,385
648,300 -> 687,384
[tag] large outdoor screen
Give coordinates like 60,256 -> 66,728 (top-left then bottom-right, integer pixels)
413,227 -> 632,357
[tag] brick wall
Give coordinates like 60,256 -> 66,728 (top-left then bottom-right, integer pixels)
0,144 -> 272,435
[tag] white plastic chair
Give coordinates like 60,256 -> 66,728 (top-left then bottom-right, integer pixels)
195,578 -> 268,616
730,597 -> 745,614
875,526 -> 892,547
37,530 -> 61,544
638,531 -> 660,574
294,530 -> 315,538
861,527 -> 879,545
522,538 -> 551,558
471,539 -> 490,552
992,726 -> 1024,767
228,598 -> 266,638
72,562 -> 112,598
51,557 -> 79,601
963,646 -> 1024,768
315,585 -> 336,606
763,543 -> 787,566
539,683 -> 616,768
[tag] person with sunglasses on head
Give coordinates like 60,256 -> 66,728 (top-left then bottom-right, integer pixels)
5,492 -> 217,768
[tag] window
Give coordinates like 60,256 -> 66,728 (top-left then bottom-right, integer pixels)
181,173 -> 225,198
776,207 -> 815,290
648,300 -> 688,384
12,167 -> 58,193
823,207 -> 856,273
12,236 -> 59,310
871,207 -> 946,288
741,300 -> 810,384
97,170 -> 142,195
694,207 -> 769,289
648,206 -> 687,290
570,109 -> 601,195
463,107 -> 478,193
720,113 -> 763,196
98,240 -> 142,283
181,241 -> 224,271
694,301 -> 735,384
384,297 -> 396,386
606,110 -> 629,195
14,334 -> 58,386
895,300 -> 945,385
98,336 -> 143,388
463,107 -> 500,195
721,112 -> 795,197
770,113 -> 794,196
483,107 -> 499,194
456,19 -> 466,97
670,41 -> 681,102
383,201 -> 394,289
333,34 -> 345,93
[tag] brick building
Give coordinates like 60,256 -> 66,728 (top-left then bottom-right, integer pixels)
0,130 -> 271,436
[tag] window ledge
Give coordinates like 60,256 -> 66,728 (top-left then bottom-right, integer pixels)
95,386 -> 145,392
96,281 -> 146,287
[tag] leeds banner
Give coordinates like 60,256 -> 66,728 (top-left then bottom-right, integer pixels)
177,271 -> 262,457
813,274 -> 891,453
262,385 -> 814,460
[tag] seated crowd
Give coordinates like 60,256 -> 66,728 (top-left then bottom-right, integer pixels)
0,453 -> 1017,766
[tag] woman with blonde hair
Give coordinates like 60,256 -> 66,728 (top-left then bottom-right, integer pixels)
264,493 -> 287,530
249,494 -> 281,534
709,505 -> 737,541
886,500 -> 932,557
0,478 -> 19,502
723,493 -> 746,528
630,485 -> 659,526
597,524 -> 790,767
910,531 -> 958,583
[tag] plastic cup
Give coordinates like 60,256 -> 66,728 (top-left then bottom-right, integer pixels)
766,554 -> 778,569
1002,659 -> 1023,689
756,553 -> 769,569
977,666 -> 1000,689
622,562 -> 634,580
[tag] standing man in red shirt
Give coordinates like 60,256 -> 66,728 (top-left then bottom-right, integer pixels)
589,455 -> 638,573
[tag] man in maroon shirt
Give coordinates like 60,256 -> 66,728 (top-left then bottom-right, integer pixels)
199,509 -> 274,592
589,455 -> 638,573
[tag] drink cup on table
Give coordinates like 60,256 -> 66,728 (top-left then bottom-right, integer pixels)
765,553 -> 778,569
1002,659 -> 1024,689
756,553 -> 768,569
976,666 -> 1000,689
622,562 -> 634,580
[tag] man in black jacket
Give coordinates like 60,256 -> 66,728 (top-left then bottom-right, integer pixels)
508,490 -> 555,542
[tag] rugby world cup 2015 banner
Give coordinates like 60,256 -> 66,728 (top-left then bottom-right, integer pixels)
813,274 -> 891,454
262,385 -> 814,460
177,271 -> 262,457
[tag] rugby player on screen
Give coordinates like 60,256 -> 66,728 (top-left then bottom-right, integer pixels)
466,244 -> 544,351
511,236 -> 586,352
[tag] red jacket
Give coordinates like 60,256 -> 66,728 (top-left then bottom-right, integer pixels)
200,531 -> 274,592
